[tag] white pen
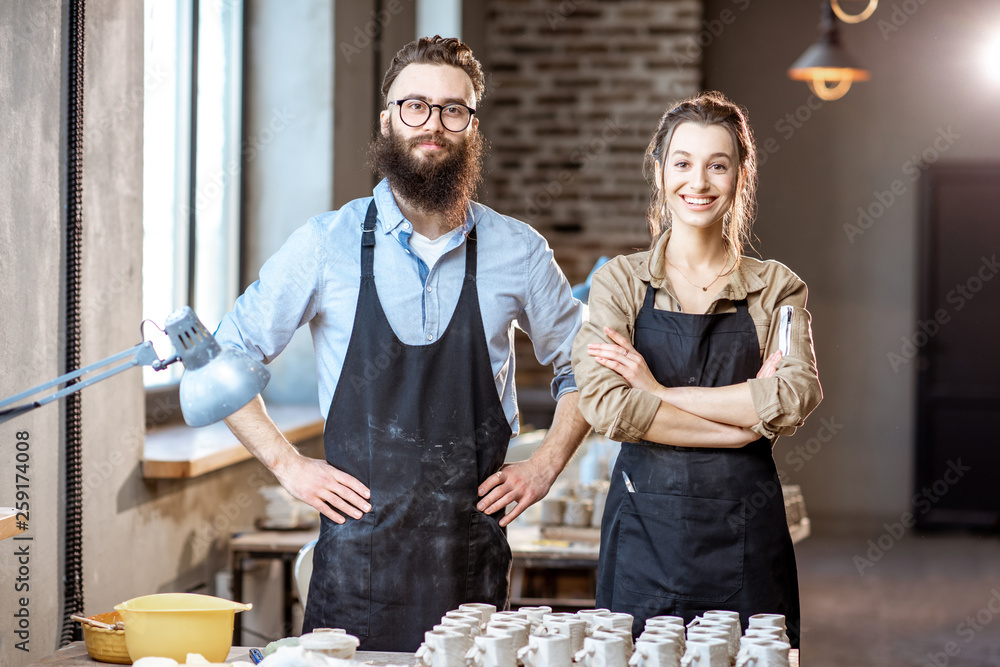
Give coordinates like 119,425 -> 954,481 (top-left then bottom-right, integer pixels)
622,470 -> 637,493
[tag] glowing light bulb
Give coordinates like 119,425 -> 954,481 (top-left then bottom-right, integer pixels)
986,34 -> 1000,82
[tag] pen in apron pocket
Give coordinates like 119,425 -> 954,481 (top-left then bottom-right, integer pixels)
622,470 -> 637,493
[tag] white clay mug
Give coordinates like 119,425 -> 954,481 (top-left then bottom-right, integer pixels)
629,637 -> 682,667
680,637 -> 728,667
644,616 -> 686,632
575,635 -> 628,667
735,638 -> 790,667
466,631 -> 516,667
487,621 -> 530,653
593,611 -> 634,633
545,617 -> 587,653
593,628 -> 635,660
461,603 -> 498,625
417,630 -> 468,667
435,624 -> 476,654
638,630 -> 684,655
518,633 -> 573,667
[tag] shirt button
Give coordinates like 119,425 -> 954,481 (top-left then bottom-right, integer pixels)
426,286 -> 433,293
426,334 -> 433,341
402,222 -> 410,230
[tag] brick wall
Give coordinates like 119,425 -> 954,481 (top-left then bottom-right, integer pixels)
475,0 -> 704,399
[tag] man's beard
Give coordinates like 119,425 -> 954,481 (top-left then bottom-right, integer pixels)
369,123 -> 484,230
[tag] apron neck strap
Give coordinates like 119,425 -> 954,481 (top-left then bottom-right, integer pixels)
361,200 -> 378,278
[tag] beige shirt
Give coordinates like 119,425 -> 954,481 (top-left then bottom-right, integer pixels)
571,230 -> 823,444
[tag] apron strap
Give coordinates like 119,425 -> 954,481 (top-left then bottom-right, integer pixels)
464,226 -> 478,280
642,282 -> 656,309
361,200 -> 378,278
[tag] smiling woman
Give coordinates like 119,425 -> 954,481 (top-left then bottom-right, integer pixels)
571,91 -> 822,645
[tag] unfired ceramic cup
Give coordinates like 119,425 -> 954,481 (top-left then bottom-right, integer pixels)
575,635 -> 627,667
487,621 -> 530,655
461,603 -> 498,625
593,628 -> 634,660
735,637 -> 790,667
629,637 -> 682,667
298,631 -> 359,659
417,629 -> 468,667
466,631 -> 516,667
680,636 -> 728,667
518,633 -> 573,667
545,617 -> 587,653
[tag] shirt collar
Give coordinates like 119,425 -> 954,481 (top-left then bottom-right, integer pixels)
641,228 -> 766,300
373,178 -> 478,238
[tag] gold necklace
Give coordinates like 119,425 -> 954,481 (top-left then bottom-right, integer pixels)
665,255 -> 733,291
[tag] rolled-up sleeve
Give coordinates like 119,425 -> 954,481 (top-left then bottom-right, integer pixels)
518,232 -> 584,401
571,261 -> 661,441
213,220 -> 322,362
747,280 -> 823,440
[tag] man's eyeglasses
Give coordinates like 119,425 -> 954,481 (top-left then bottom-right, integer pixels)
389,99 -> 476,132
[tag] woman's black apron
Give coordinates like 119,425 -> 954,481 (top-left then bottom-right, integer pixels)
303,201 -> 512,651
596,284 -> 800,647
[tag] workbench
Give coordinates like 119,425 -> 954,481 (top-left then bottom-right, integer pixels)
37,645 -> 418,665
40,643 -> 799,665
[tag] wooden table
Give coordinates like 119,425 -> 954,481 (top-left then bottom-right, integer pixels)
229,528 -> 320,642
41,642 -> 798,665
37,644 -> 419,664
227,524 -> 601,640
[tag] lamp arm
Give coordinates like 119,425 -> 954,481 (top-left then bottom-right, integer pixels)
0,341 -> 172,425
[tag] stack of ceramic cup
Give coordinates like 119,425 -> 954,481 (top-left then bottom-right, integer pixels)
737,614 -> 791,667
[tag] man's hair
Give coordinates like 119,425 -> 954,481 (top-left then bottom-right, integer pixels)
380,35 -> 486,106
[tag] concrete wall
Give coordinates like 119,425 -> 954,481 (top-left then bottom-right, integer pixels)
702,0 -> 1000,527
0,3 -> 321,662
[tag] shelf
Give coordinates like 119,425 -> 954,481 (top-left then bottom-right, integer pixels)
0,508 -> 26,541
142,404 -> 324,479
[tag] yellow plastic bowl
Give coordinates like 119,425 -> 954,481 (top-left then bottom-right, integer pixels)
82,611 -> 131,664
114,593 -> 251,663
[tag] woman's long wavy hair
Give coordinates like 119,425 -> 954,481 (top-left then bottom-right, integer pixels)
644,91 -> 757,262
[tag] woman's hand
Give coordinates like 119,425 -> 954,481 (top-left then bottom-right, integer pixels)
757,351 -> 782,378
587,326 -> 663,393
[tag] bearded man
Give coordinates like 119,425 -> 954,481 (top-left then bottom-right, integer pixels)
215,36 -> 590,651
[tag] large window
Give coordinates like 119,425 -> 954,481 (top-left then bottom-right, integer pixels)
143,0 -> 243,386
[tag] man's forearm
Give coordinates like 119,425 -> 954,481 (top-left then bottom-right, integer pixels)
223,394 -> 300,472
529,391 -> 591,485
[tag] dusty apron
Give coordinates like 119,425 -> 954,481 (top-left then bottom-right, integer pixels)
303,202 -> 512,651
596,285 -> 800,647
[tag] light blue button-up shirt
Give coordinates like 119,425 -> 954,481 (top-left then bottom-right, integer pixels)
215,179 -> 583,435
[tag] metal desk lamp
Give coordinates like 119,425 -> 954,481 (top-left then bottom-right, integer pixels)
0,307 -> 269,427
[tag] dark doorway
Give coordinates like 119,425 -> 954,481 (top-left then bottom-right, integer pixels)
916,164 -> 1000,529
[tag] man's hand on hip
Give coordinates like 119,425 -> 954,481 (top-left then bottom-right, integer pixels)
274,454 -> 371,525
477,458 -> 554,528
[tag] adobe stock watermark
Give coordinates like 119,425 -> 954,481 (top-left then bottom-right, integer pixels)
339,0 -> 414,63
876,0 -> 930,41
522,115 -> 628,223
923,588 -> 1000,667
782,415 -> 843,473
673,0 -> 752,69
192,470 -> 270,551
757,92 -> 829,167
853,459 -> 971,576
189,107 -> 296,214
887,253 -> 999,372
844,126 -> 961,244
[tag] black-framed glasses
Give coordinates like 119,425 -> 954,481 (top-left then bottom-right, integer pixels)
389,98 -> 476,132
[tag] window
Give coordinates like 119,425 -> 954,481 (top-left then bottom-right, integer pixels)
143,0 -> 244,387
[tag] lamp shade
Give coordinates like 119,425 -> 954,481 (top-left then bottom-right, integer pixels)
164,307 -> 270,427
788,1 -> 870,100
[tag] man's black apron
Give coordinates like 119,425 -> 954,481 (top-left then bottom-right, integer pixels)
303,201 -> 512,651
596,285 -> 800,647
